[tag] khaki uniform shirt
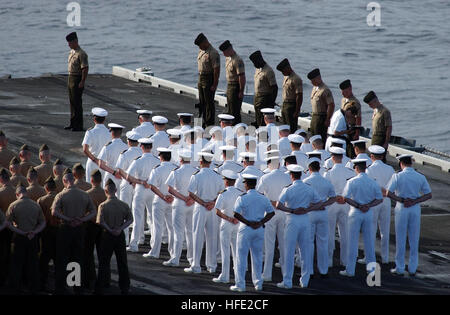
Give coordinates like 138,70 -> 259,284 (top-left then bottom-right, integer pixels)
88,185 -> 107,222
54,175 -> 64,193
341,96 -> 362,125
74,179 -> 92,192
19,161 -> 35,177
197,45 -> 220,74
310,83 -> 334,114
282,71 -> 303,102
254,64 -> 277,95
6,197 -> 45,232
96,197 -> 133,230
27,183 -> 46,202
35,162 -> 53,186
0,148 -> 16,169
52,186 -> 95,220
0,184 -> 16,214
372,104 -> 392,136
37,192 -> 60,227
68,47 -> 89,75
10,174 -> 28,188
225,53 -> 245,83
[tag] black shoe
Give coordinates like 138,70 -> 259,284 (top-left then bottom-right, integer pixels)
64,125 -> 73,130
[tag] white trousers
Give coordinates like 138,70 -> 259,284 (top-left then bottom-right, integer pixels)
308,209 -> 329,275
169,201 -> 194,265
346,208 -> 375,275
371,197 -> 391,263
190,204 -> 218,272
263,211 -> 286,280
283,214 -> 311,287
119,182 -> 134,246
394,204 -> 421,274
149,199 -> 173,258
234,226 -> 264,290
328,203 -> 349,267
218,221 -> 238,282
129,186 -> 154,248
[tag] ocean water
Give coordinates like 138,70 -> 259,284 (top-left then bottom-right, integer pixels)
0,0 -> 449,152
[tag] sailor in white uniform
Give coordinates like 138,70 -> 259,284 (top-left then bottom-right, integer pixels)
203,126 -> 224,161
132,109 -> 155,138
256,156 -> 291,281
164,149 -> 198,266
386,154 -> 432,275
97,123 -> 128,193
277,125 -> 291,157
346,140 -> 372,168
288,134 -> 308,169
177,113 -> 193,133
339,159 -> 383,277
323,147 -> 355,267
364,145 -> 395,264
149,116 -> 170,156
234,152 -> 264,191
310,135 -> 331,162
305,151 -> 326,176
216,145 -> 243,173
81,107 -> 110,181
212,170 -> 243,283
143,148 -> 178,259
260,108 -> 279,145
126,138 -> 160,252
325,107 -> 356,152
167,129 -> 182,166
276,164 -> 322,289
230,174 -> 275,292
296,129 -> 313,154
218,114 -> 235,142
185,152 -> 225,274
323,138 -> 350,170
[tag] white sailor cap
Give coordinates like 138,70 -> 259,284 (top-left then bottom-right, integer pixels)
138,138 -> 153,144
396,154 -> 413,161
209,126 -> 222,136
92,107 -> 108,117
178,149 -> 192,160
287,164 -> 304,173
294,129 -> 307,135
218,114 -> 234,121
125,131 -> 141,141
330,138 -> 346,145
194,126 -> 204,133
278,125 -> 290,131
368,145 -> 385,155
152,115 -> 168,124
221,169 -> 238,180
157,147 -> 172,153
351,158 -> 368,166
177,113 -> 193,117
307,157 -> 321,166
239,152 -> 257,159
233,123 -> 248,133
261,108 -> 276,115
264,155 -> 280,162
288,134 -> 305,144
309,135 -> 322,143
108,123 -> 125,129
137,109 -> 152,115
306,151 -> 322,158
242,173 -> 259,181
167,129 -> 183,137
329,147 -> 346,155
219,145 -> 236,151
351,139 -> 367,145
264,149 -> 280,156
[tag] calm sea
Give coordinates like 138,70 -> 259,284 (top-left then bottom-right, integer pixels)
1,0 -> 449,152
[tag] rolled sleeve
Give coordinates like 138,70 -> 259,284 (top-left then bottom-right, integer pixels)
80,52 -> 89,69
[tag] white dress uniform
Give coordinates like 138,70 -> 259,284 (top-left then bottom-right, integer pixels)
146,161 -> 178,258
216,160 -> 244,174
150,131 -> 170,155
127,152 -> 160,250
81,123 -> 110,180
234,166 -> 264,191
342,172 -> 383,275
323,163 -> 355,267
187,168 -> 225,273
165,163 -> 198,265
300,142 -> 313,155
265,122 -> 279,144
233,189 -> 273,291
366,159 -> 395,263
277,136 -> 291,157
256,168 -> 292,281
346,153 -> 372,168
386,167 -> 431,274
303,172 -> 336,275
292,150 -> 308,169
132,122 -> 155,138
325,109 -> 348,152
278,180 -> 321,288
97,138 -> 128,193
214,186 -> 243,282
324,154 -> 351,170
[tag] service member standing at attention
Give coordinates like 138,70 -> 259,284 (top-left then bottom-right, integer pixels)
195,33 -> 220,127
386,154 -> 432,276
6,185 -> 46,294
339,159 -> 383,277
249,50 -> 278,128
276,58 -> 303,134
149,116 -> 170,155
308,68 -> 335,141
82,107 -> 110,180
95,179 -> 133,295
219,40 -> 246,124
52,159 -> 65,193
231,174 -> 275,292
73,163 -> 92,191
132,110 -> 155,138
339,80 -> 362,146
51,169 -> 96,294
364,91 -> 392,154
0,131 -> 17,169
35,144 -> 53,186
9,157 -> 27,188
18,144 -> 35,177
26,167 -> 46,202
65,32 -> 88,131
